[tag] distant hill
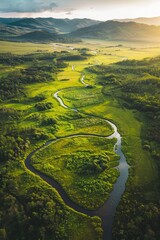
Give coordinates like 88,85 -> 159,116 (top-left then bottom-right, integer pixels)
16,30 -> 64,42
5,18 -> 100,34
0,18 -> 100,42
0,18 -> 20,24
1,18 -> 160,43
8,18 -> 57,34
0,23 -> 29,38
0,17 -> 100,42
49,18 -> 101,33
69,20 -> 160,41
11,30 -> 80,43
114,16 -> 160,26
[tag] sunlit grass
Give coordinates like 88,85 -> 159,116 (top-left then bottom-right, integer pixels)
31,136 -> 118,209
0,41 -> 54,54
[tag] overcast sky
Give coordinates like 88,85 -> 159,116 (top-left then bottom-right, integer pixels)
0,0 -> 160,20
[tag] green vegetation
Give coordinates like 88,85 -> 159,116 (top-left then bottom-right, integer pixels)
0,41 -> 54,54
58,54 -> 87,61
1,39 -> 160,240
89,57 -> 160,168
2,17 -> 160,44
87,57 -> 160,239
0,51 -> 103,240
31,137 -> 119,209
0,162 -> 102,240
0,52 -> 68,100
69,20 -> 160,42
35,102 -> 53,111
56,114 -> 113,137
60,87 -> 105,108
0,18 -> 100,42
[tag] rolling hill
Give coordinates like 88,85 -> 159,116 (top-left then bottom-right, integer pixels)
0,24 -> 30,37
16,30 -> 62,42
1,18 -> 160,43
69,20 -> 160,41
114,16 -> 160,26
0,18 -> 20,24
8,30 -> 78,43
0,18 -> 100,42
4,18 -> 100,34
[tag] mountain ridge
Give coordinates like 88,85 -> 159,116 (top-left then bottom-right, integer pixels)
0,18 -> 101,34
114,16 -> 160,26
1,18 -> 160,42
68,20 -> 160,41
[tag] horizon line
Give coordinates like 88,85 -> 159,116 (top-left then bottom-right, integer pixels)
0,14 -> 160,21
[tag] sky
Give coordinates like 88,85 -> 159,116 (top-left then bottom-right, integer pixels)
0,0 -> 160,20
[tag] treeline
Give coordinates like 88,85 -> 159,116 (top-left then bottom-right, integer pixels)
58,52 -> 87,61
0,52 -> 68,67
0,53 -> 68,100
0,124 -> 50,163
0,68 -> 54,100
113,185 -> 160,240
0,52 -> 57,66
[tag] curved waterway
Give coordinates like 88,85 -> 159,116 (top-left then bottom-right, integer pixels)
25,75 -> 129,240
80,74 -> 89,87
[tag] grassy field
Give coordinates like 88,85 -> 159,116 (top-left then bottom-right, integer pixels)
31,136 -> 118,209
59,87 -> 105,108
56,115 -> 113,137
0,41 -> 53,54
82,97 -> 158,190
2,39 -> 160,59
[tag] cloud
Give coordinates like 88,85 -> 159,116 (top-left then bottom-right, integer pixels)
58,0 -> 148,8
0,0 -> 157,20
0,0 -> 149,13
52,0 -> 150,17
0,0 -> 57,13
66,12 -> 72,15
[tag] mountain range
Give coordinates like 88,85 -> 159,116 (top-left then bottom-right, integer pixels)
115,16 -> 160,26
0,18 -> 100,43
69,20 -> 160,42
0,17 -> 160,43
0,18 -> 100,34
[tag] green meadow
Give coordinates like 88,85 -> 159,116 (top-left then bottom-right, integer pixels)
31,136 -> 118,209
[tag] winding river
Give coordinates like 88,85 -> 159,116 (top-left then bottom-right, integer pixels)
25,74 -> 129,240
